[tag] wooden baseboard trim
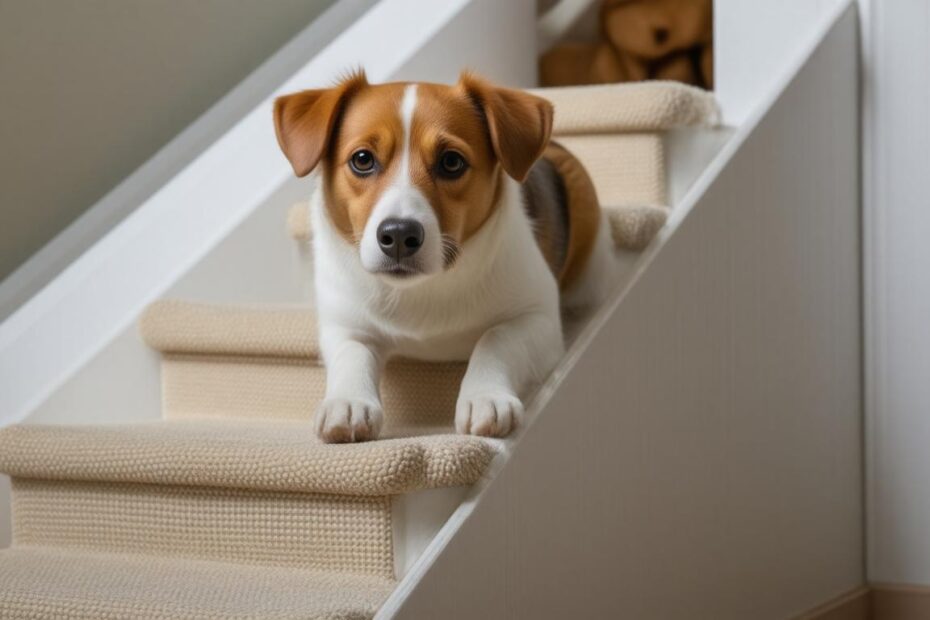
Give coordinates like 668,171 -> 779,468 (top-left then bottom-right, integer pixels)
796,586 -> 870,620
796,583 -> 930,620
871,583 -> 930,620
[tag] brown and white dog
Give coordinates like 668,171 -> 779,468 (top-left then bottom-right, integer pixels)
274,71 -> 616,443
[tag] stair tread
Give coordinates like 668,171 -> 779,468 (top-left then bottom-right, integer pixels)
0,419 -> 495,496
140,300 -> 322,359
531,80 -> 720,135
140,299 -> 616,361
0,547 -> 392,619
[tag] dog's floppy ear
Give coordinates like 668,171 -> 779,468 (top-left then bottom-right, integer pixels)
273,71 -> 368,177
459,72 -> 553,182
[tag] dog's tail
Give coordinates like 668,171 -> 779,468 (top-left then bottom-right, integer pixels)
560,211 -> 632,317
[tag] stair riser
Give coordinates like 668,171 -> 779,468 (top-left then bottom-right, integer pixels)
557,132 -> 665,206
163,354 -> 464,428
11,478 -> 395,579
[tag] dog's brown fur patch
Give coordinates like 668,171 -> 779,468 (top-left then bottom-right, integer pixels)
322,83 -> 407,241
542,142 -> 600,289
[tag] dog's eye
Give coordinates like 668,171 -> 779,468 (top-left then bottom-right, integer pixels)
437,151 -> 467,178
349,150 -> 376,175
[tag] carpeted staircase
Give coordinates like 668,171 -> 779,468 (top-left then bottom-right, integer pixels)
0,82 -> 718,619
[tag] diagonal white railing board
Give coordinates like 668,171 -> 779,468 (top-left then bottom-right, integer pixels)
0,0 -> 537,429
381,1 -> 860,617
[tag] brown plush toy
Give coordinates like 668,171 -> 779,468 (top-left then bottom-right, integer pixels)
540,0 -> 713,89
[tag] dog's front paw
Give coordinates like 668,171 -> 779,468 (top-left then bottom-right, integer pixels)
315,398 -> 383,443
455,393 -> 524,438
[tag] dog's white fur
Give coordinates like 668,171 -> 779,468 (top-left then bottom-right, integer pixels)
310,85 -> 616,442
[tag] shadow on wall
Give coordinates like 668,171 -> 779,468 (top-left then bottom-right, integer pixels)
0,0 -> 335,282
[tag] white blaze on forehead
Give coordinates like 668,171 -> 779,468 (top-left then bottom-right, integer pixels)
358,82 -> 442,278
397,84 -> 418,185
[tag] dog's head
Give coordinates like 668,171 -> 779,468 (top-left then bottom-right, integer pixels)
274,71 -> 553,284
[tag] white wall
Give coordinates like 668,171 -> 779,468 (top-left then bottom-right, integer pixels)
719,0 -> 930,590
0,0 -> 335,283
861,0 -> 930,587
715,0 -> 851,125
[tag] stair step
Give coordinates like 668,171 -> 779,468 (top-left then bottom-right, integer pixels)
140,300 -> 469,424
0,419 -> 495,496
0,420 -> 492,579
534,81 -> 719,208
0,547 -> 393,619
139,301 -> 321,359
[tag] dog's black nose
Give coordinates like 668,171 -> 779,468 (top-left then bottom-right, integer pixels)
377,218 -> 424,259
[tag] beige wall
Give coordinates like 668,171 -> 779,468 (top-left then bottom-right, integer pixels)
0,0 -> 334,281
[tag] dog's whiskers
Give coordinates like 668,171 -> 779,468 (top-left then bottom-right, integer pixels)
441,235 -> 461,268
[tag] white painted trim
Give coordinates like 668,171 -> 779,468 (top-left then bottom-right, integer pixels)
860,0 -> 930,585
859,0 -> 880,586
392,487 -> 470,578
378,1 -> 858,616
664,127 -> 734,207
0,0 -> 486,428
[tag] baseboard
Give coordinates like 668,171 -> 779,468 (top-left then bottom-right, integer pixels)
871,583 -> 930,620
796,583 -> 930,620
796,586 -> 870,620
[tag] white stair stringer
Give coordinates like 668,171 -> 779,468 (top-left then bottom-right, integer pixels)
384,3 -> 862,618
